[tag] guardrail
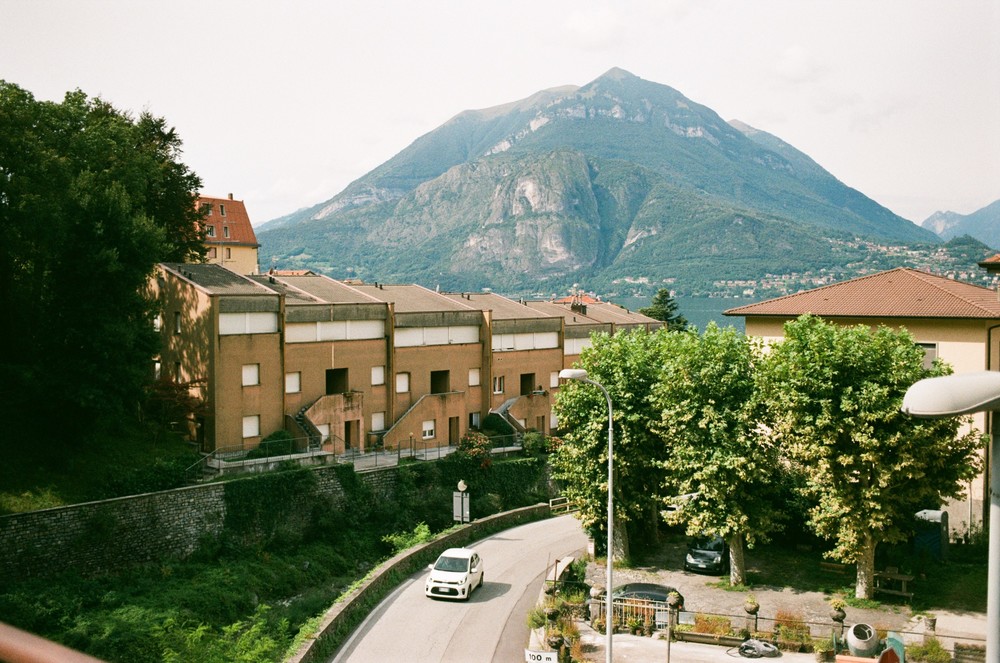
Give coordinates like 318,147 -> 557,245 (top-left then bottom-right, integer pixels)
549,497 -> 574,514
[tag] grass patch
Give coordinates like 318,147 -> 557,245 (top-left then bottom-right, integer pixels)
0,424 -> 198,514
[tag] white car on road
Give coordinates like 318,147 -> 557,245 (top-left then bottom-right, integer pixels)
425,547 -> 484,600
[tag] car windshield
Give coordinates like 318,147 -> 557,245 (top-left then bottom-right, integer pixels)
434,556 -> 469,572
692,536 -> 725,552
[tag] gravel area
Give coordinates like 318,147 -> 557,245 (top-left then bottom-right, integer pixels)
583,535 -> 916,635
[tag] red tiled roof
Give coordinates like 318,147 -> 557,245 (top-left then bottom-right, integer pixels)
198,195 -> 259,247
724,268 -> 1000,319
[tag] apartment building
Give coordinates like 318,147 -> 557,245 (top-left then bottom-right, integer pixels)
152,260 -> 662,455
199,194 -> 260,275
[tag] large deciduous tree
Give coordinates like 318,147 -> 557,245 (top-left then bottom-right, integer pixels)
0,82 -> 204,439
758,315 -> 982,598
551,328 -> 673,563
651,323 -> 782,586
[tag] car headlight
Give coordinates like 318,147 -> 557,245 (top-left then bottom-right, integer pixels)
685,554 -> 696,563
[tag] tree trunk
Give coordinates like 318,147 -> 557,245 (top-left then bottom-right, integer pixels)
728,533 -> 747,586
855,535 -> 877,599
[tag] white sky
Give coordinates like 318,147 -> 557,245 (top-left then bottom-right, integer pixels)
3,0 -> 998,226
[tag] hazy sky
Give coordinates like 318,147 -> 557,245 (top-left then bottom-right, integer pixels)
3,0 -> 998,226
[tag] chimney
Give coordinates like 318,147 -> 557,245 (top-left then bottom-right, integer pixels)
228,193 -> 234,200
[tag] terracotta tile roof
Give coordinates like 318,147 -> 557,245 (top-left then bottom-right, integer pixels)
198,195 -> 259,247
724,268 -> 1000,319
978,254 -> 1000,273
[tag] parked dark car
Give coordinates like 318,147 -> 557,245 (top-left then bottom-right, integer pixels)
684,534 -> 729,575
611,582 -> 684,609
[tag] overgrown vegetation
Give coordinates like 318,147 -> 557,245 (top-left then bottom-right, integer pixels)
0,453 -> 550,662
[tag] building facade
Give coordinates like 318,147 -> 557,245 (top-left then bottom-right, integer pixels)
151,263 -> 660,456
725,266 -> 1000,533
199,194 -> 260,275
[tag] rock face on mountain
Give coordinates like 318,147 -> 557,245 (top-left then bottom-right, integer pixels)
921,200 -> 1000,249
258,67 -> 939,294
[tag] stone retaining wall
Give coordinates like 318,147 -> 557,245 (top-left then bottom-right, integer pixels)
0,465 -> 391,582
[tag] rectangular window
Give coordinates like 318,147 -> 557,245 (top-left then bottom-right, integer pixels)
223,226 -> 230,238
225,247 -> 232,259
285,371 -> 301,393
396,372 -> 410,393
242,364 -> 260,386
469,411 -> 481,429
153,360 -> 161,380
549,371 -> 560,388
219,204 -> 226,217
207,247 -> 217,258
917,342 -> 938,370
173,311 -> 181,335
372,365 -> 385,386
153,313 -> 162,332
469,368 -> 480,387
422,419 -> 435,439
206,225 -> 216,237
372,411 -> 386,431
492,376 -> 505,394
242,415 -> 260,438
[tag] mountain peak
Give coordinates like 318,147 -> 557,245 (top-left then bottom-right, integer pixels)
597,66 -> 637,81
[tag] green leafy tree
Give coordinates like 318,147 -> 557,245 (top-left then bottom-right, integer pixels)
639,288 -> 688,330
757,315 -> 983,598
650,323 -> 781,585
552,328 -> 673,562
0,82 -> 204,439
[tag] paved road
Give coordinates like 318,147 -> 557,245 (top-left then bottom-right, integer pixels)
330,514 -> 588,663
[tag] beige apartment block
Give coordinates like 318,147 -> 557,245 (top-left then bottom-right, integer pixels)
445,293 -> 565,435
152,258 -> 666,461
725,267 -> 1000,533
153,263 -> 284,452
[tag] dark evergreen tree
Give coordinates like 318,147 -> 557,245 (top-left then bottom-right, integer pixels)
639,287 -> 689,330
0,82 -> 204,439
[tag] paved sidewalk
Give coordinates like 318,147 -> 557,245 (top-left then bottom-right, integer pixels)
575,622 -> 817,662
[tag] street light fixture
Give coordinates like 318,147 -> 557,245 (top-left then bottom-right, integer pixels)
559,367 -> 614,663
902,371 -> 1000,663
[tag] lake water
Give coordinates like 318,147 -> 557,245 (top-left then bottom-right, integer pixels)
616,295 -> 747,333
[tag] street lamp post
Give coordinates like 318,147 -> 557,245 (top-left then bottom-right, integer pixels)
902,370 -> 1000,663
559,368 -> 614,663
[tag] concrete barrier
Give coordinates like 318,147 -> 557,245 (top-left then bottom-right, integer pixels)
285,503 -> 552,663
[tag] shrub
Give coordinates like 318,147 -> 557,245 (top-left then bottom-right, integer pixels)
522,431 -> 547,456
774,609 -> 811,652
906,637 -> 952,663
381,522 -> 432,554
527,606 -> 547,629
693,614 -> 733,635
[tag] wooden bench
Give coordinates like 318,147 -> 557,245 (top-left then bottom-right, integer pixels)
874,569 -> 914,600
820,561 -> 852,574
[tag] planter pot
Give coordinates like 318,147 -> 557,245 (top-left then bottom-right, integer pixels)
744,603 -> 760,615
676,631 -> 746,647
829,608 -> 846,623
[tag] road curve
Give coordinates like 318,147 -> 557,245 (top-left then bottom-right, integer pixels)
330,514 -> 588,663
